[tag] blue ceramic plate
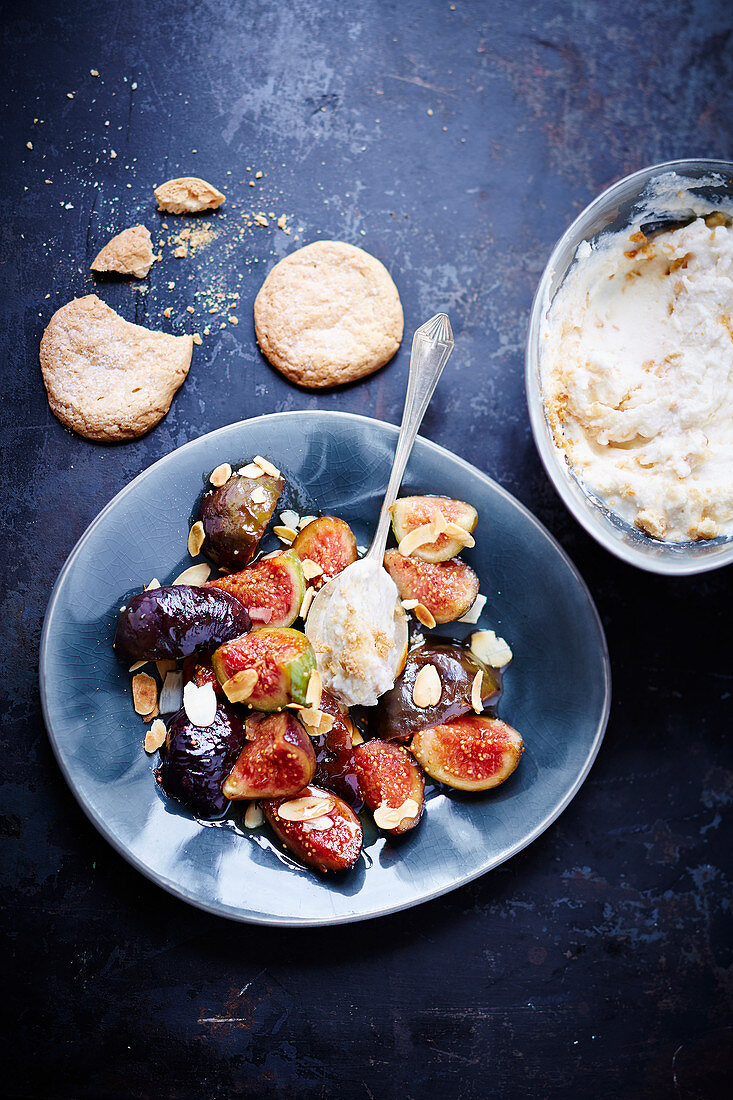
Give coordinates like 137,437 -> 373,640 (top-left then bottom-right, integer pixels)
40,412 -> 610,926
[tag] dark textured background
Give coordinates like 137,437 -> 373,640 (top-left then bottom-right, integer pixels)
1,1 -> 732,1097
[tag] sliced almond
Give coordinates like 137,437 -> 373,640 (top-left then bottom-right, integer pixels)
412,664 -> 442,708
300,586 -> 316,620
172,562 -> 211,586
132,672 -> 158,716
443,520 -> 476,548
159,670 -> 184,714
183,681 -> 217,727
273,525 -> 297,543
187,520 -> 205,556
128,659 -> 148,672
144,718 -> 167,754
305,670 -> 322,709
277,794 -> 335,822
298,515 -> 317,530
239,462 -> 264,478
470,629 -> 513,668
145,577 -> 161,591
373,798 -> 420,830
299,707 -> 333,735
253,455 -> 280,478
471,670 -> 484,714
244,802 -> 264,829
401,598 -> 420,611
458,593 -> 486,624
209,462 -> 232,487
280,509 -> 300,529
222,668 -> 258,703
251,486 -> 268,506
155,658 -> 177,680
351,728 -> 365,746
414,603 -> 436,629
397,521 -> 441,558
142,703 -> 159,722
304,816 -> 333,832
301,558 -> 323,580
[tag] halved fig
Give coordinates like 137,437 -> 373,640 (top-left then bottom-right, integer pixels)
223,712 -> 316,800
312,690 -> 361,807
292,517 -> 358,589
411,715 -> 523,791
391,496 -> 478,563
197,467 -> 284,571
114,585 -> 252,661
206,550 -> 305,628
375,643 -> 501,742
212,626 -> 316,710
383,550 -> 479,624
156,701 -> 246,819
263,784 -> 363,872
354,739 -> 424,834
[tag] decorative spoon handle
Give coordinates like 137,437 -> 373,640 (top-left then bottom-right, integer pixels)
366,313 -> 454,562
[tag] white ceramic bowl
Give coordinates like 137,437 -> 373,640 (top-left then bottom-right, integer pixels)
526,159 -> 733,575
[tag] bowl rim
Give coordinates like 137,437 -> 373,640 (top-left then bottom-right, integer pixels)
39,409 -> 611,926
525,158 -> 733,576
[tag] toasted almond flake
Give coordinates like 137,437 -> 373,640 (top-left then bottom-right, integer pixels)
412,664 -> 442,708
277,795 -> 334,822
145,577 -> 161,591
183,681 -> 217,727
144,718 -> 167,754
470,629 -> 513,668
172,563 -> 211,586
250,486 -> 268,505
298,515 -> 317,529
239,462 -> 264,478
128,659 -> 148,672
305,670 -> 322,709
373,798 -> 420,830
305,816 -> 333,832
155,658 -> 177,680
273,525 -> 297,543
471,670 -> 484,714
222,668 -> 258,703
300,586 -> 316,620
132,672 -> 157,715
401,598 -> 420,610
253,455 -> 280,477
301,558 -> 323,580
192,333 -> 203,345
351,728 -> 364,746
142,703 -> 159,721
187,520 -> 205,556
443,520 -> 475,547
458,593 -> 487,624
280,509 -> 300,529
414,603 -> 436,629
159,670 -> 184,713
244,803 -> 264,829
398,521 -> 441,557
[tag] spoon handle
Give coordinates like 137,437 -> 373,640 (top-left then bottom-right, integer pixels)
367,313 -> 455,562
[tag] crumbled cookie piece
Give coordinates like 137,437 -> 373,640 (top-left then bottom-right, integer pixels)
254,241 -> 403,388
40,294 -> 193,441
90,225 -> 155,279
154,176 -> 225,214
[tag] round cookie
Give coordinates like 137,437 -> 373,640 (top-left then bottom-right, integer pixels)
40,294 -> 193,442
254,241 -> 404,388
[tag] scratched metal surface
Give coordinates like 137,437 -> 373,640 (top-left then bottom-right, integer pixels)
1,0 -> 731,1097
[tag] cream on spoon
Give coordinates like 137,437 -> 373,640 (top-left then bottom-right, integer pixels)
305,314 -> 454,707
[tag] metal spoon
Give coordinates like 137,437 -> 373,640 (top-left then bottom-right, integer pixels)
306,313 -> 454,707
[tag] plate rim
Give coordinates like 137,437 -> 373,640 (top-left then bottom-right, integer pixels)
39,410 -> 612,927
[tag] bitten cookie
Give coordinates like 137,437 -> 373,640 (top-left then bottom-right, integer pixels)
154,177 -> 225,214
40,294 -> 193,442
254,241 -> 404,388
90,225 -> 154,278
